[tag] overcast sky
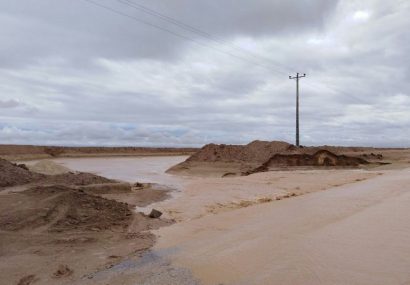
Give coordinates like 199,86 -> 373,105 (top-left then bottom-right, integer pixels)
0,0 -> 409,147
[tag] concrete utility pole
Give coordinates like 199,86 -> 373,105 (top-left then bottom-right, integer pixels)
289,73 -> 306,147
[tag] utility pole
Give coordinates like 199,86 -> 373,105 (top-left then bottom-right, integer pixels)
289,73 -> 306,147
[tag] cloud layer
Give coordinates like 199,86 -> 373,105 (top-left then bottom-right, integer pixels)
0,0 -> 409,147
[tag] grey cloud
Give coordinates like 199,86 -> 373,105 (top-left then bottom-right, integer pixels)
0,0 -> 338,68
0,0 -> 409,147
0,99 -> 20,108
143,0 -> 338,36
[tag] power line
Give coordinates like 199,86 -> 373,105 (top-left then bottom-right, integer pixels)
83,0 -> 368,105
304,79 -> 368,105
114,0 -> 368,105
82,0 -> 288,77
116,0 -> 297,75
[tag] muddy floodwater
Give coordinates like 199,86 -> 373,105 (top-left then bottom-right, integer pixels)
27,156 -> 189,188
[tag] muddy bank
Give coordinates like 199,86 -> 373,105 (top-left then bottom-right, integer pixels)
0,158 -> 119,189
0,158 -> 173,285
246,149 -> 369,174
0,158 -> 43,188
0,185 -> 133,233
77,182 -> 172,208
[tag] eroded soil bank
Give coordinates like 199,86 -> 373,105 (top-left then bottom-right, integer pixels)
0,157 -> 177,285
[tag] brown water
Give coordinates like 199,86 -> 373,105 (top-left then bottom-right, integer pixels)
155,168 -> 410,285
44,156 -> 189,188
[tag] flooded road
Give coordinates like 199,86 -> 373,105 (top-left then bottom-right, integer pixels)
154,168 -> 410,285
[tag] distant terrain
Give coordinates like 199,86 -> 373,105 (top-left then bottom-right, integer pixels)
0,144 -> 198,161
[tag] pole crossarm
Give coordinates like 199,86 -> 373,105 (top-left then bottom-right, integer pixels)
289,73 -> 306,80
289,73 -> 306,147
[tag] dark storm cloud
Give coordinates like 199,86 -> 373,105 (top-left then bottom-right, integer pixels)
0,0 -> 338,67
0,0 -> 180,67
141,0 -> 338,36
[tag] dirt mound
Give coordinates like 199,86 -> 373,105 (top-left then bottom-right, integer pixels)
0,158 -> 42,188
168,140 -> 292,175
250,150 -> 369,173
186,140 -> 291,163
42,172 -> 115,186
0,185 -> 132,232
0,160 -> 174,285
28,160 -> 71,175
169,141 -> 371,176
1,157 -> 116,189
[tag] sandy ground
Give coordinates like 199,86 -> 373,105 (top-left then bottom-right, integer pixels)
3,155 -> 410,284
153,168 -> 410,285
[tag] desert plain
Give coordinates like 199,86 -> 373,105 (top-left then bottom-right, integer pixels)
1,141 -> 410,285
